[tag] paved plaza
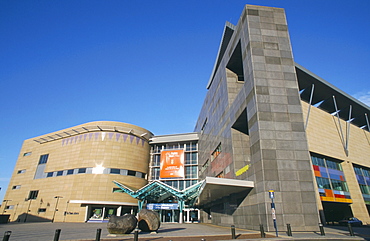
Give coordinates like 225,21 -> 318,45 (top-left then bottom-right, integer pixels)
0,222 -> 369,241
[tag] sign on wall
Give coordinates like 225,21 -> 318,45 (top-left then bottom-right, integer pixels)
146,203 -> 179,210
160,149 -> 184,178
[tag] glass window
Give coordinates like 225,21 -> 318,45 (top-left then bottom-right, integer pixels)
127,170 -> 136,176
186,142 -> 197,151
185,153 -> 191,164
185,166 -> 198,179
28,190 -> 39,200
211,143 -> 221,161
311,156 -> 325,167
56,171 -> 63,176
200,160 -> 209,174
112,188 -> 121,192
316,177 -> 331,189
5,205 -> 14,210
153,155 -> 160,166
38,208 -> 46,213
110,168 -> 120,174
360,184 -> 369,194
23,152 -> 32,156
354,167 -> 363,175
67,169 -> 74,175
78,168 -> 86,174
151,168 -> 159,180
17,169 -> 26,174
326,159 -> 342,171
177,180 -> 183,190
331,179 -> 348,191
364,169 -> 370,177
12,185 -> 21,190
38,154 -> 49,164
47,172 -> 53,177
185,152 -> 197,164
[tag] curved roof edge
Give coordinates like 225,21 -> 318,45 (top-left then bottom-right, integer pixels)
32,121 -> 154,144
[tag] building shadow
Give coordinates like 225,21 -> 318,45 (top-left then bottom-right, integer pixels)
14,213 -> 51,223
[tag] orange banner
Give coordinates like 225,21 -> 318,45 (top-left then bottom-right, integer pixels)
160,150 -> 185,178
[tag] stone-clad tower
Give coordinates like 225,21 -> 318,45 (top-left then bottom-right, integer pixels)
195,5 -> 320,231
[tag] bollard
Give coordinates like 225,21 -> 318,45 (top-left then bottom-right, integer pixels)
259,224 -> 265,238
319,223 -> 325,236
53,229 -> 61,241
95,228 -> 102,241
231,225 -> 236,239
3,231 -> 12,241
286,223 -> 292,236
201,239 -> 206,241
348,223 -> 354,236
134,229 -> 139,241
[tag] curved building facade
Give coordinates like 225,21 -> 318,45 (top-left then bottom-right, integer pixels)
3,121 -> 152,222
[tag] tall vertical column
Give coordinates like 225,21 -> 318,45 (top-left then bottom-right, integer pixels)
240,5 -> 320,231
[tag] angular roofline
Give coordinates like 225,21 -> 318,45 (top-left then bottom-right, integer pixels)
206,21 -> 236,89
296,63 -> 370,111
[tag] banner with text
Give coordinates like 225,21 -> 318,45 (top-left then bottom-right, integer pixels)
160,149 -> 185,178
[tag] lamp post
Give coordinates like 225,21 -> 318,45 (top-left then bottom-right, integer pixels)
52,196 -> 63,222
2,200 -> 12,214
269,190 -> 278,237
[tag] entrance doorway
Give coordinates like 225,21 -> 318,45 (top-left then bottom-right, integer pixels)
183,209 -> 199,223
322,202 -> 352,223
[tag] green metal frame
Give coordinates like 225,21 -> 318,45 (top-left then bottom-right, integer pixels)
113,180 -> 204,211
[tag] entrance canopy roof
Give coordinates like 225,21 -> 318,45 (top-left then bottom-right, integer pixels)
113,180 -> 204,206
197,177 -> 254,207
114,177 -> 254,208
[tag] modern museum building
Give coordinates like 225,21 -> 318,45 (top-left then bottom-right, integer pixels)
2,4 -> 370,232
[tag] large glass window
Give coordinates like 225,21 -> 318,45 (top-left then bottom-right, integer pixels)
38,154 -> 49,164
353,165 -> 370,204
311,153 -> 351,203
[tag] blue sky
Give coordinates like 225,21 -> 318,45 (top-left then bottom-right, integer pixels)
1,0 -> 369,204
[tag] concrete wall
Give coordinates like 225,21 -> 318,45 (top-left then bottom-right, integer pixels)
196,5 -> 320,231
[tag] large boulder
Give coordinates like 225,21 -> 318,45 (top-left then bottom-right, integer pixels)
138,209 -> 161,232
107,214 -> 137,234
